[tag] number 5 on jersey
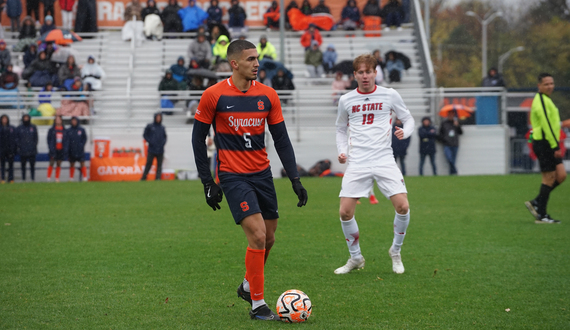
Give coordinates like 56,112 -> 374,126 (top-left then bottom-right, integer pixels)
243,132 -> 252,148
362,113 -> 375,125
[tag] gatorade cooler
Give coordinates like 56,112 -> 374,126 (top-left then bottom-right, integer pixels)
161,169 -> 176,180
93,137 -> 111,158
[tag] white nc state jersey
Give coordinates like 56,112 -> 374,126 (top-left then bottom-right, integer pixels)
336,85 -> 414,167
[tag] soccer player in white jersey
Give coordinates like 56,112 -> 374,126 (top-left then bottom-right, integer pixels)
334,54 -> 414,275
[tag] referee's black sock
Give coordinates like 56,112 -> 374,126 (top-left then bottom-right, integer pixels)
552,180 -> 560,190
536,184 -> 554,216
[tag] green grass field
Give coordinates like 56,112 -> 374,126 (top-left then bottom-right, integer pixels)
1,175 -> 569,329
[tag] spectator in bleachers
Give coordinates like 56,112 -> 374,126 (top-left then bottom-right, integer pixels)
60,0 -> 75,30
26,0 -> 40,24
46,115 -> 64,182
271,69 -> 294,91
123,0 -> 144,42
74,0 -> 98,34
322,44 -> 337,73
257,69 -> 271,87
178,0 -> 208,33
382,0 -> 404,31
161,0 -> 183,33
257,35 -> 277,60
16,16 -> 37,53
386,51 -> 404,83
346,73 -> 358,90
40,15 -> 56,36
0,40 -> 12,72
39,42 -> 56,60
363,0 -> 381,16
141,113 -> 166,181
392,119 -> 410,175
212,35 -> 229,65
312,0 -> 330,14
340,0 -> 360,30
58,55 -> 81,90
300,0 -> 312,15
0,64 -> 19,90
331,71 -> 347,105
7,0 -> 23,33
305,40 -> 324,78
372,49 -> 385,85
228,0 -> 247,29
264,1 -> 280,30
0,114 -> 16,183
188,32 -> 212,68
158,70 -> 180,108
170,56 -> 188,82
373,49 -> 386,71
39,81 -> 54,104
23,44 -> 38,68
16,114 -> 38,181
300,24 -> 322,50
65,116 -> 88,181
57,77 -> 90,117
207,0 -> 223,26
285,1 -> 298,29
481,67 -> 505,87
142,0 -> 164,41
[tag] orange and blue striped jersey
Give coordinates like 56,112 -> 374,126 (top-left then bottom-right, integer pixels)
195,78 -> 284,175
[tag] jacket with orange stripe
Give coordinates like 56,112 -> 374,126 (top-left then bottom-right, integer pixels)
192,78 -> 299,183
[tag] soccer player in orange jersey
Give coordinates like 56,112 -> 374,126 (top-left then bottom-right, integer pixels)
191,40 -> 308,321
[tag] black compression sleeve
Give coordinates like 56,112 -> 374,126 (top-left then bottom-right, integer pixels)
269,121 -> 299,181
192,119 -> 214,184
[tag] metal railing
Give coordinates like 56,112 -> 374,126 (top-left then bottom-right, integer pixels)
412,0 -> 436,91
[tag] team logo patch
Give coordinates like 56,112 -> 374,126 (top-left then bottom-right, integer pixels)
78,131 -> 82,135
257,100 -> 264,110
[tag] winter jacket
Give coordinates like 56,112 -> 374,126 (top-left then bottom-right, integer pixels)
312,4 -> 330,14
305,48 -> 323,67
363,0 -> 381,17
386,59 -> 405,74
0,116 -> 17,156
40,23 -> 57,36
322,46 -> 337,68
178,5 -> 208,32
392,124 -> 411,156
187,38 -> 212,63
6,0 -> 22,18
143,114 -> 167,155
47,124 -> 66,155
161,3 -> 182,32
28,58 -> 55,75
257,41 -> 277,60
141,3 -> 160,21
482,73 -> 505,87
59,0 -> 75,11
341,4 -> 360,22
64,119 -> 87,159
207,3 -> 223,24
19,22 -> 37,39
228,4 -> 247,26
381,1 -> 403,18
300,29 -> 322,48
124,0 -> 143,21
299,2 -> 312,15
23,48 -> 37,68
0,71 -> 19,89
169,63 -> 187,78
271,75 -> 295,90
418,122 -> 437,155
0,49 -> 12,68
158,76 -> 179,91
58,64 -> 81,82
212,35 -> 230,61
439,119 -> 462,147
16,121 -> 38,157
74,0 -> 98,33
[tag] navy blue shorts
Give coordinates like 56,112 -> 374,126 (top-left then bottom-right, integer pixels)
69,154 -> 85,163
219,168 -> 279,224
50,150 -> 64,161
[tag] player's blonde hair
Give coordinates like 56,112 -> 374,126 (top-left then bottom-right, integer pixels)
353,54 -> 377,72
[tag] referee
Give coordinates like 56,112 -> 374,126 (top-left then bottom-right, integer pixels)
525,73 -> 570,223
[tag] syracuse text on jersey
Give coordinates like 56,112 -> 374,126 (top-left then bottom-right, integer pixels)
228,116 -> 265,131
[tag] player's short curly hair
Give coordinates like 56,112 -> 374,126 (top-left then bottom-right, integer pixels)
353,54 -> 377,72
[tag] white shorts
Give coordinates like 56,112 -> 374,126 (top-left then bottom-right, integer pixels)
339,163 -> 407,199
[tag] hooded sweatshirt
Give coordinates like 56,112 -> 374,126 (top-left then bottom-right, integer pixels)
16,115 -> 38,157
143,113 -> 167,154
0,115 -> 17,155
64,117 -> 87,159
212,35 -> 230,61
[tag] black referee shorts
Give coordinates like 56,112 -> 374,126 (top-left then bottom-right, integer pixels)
533,139 -> 562,172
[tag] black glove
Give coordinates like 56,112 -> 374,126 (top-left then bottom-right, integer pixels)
291,178 -> 308,207
203,179 -> 223,211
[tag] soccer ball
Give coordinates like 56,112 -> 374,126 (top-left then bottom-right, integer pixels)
276,289 -> 312,323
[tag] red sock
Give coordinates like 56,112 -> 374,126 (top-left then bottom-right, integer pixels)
47,166 -> 53,178
55,167 -> 61,179
70,166 -> 75,179
245,247 -> 265,301
81,166 -> 87,178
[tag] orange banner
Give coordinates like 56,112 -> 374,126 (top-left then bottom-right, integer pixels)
90,154 -> 157,181
2,0 -> 384,28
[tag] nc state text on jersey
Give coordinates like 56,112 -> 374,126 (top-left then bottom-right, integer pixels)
352,103 -> 383,113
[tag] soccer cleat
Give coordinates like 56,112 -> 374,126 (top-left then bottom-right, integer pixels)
46,177 -> 52,182
82,177 -> 89,182
369,195 -> 379,204
535,214 -> 561,224
334,257 -> 365,274
55,178 -> 60,183
249,304 -> 282,321
389,247 -> 405,274
524,200 -> 540,220
237,283 -> 252,305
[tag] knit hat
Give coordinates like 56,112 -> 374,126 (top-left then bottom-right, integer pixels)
45,15 -> 53,22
